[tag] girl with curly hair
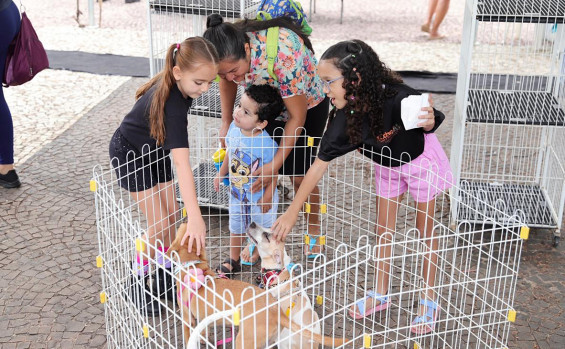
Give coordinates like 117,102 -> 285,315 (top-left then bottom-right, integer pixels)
272,39 -> 452,334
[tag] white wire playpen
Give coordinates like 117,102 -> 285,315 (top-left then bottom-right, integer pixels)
450,0 -> 565,247
93,127 -> 527,348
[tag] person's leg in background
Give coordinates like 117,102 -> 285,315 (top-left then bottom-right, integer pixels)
422,0 -> 450,39
421,0 -> 438,34
0,2 -> 22,188
429,0 -> 450,39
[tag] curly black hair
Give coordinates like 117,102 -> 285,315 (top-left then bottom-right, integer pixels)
245,84 -> 285,124
320,40 -> 403,144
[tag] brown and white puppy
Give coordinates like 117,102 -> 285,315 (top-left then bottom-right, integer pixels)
167,222 -> 348,348
246,222 -> 323,349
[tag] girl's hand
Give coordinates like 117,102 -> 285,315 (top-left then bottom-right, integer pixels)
180,216 -> 206,256
272,209 -> 299,242
418,94 -> 436,132
213,174 -> 220,192
251,162 -> 278,193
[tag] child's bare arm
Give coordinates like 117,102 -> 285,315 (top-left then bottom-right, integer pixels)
218,156 -> 229,177
272,158 -> 330,241
171,148 -> 206,255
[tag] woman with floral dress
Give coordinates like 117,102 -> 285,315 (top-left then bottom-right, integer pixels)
204,13 -> 329,271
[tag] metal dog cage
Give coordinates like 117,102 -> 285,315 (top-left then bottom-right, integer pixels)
450,0 -> 565,247
92,131 -> 527,348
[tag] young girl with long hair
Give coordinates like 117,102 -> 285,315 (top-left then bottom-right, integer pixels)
272,39 -> 452,334
109,37 -> 218,315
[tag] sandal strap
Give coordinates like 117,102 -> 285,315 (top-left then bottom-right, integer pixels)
413,299 -> 439,324
355,291 -> 388,316
248,243 -> 256,255
419,298 -> 438,310
217,257 -> 241,277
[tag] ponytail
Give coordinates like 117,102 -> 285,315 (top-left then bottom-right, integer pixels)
136,37 -> 219,145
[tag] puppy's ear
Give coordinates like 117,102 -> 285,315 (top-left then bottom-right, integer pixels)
167,223 -> 186,258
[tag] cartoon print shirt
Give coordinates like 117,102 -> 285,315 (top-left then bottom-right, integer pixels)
241,28 -> 325,121
317,83 -> 445,167
226,122 -> 278,203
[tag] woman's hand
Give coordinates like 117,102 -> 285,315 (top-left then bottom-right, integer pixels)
272,208 -> 300,242
418,94 -> 436,132
251,162 -> 278,193
218,121 -> 230,149
180,216 -> 206,256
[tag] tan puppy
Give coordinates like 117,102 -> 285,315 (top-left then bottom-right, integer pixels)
167,223 -> 349,348
247,222 -> 323,349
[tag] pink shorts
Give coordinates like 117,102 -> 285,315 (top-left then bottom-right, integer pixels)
374,133 -> 453,203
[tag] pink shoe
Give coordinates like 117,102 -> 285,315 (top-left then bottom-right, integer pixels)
348,291 -> 390,319
410,299 -> 440,334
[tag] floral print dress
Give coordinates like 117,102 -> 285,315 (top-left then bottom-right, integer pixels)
242,28 -> 325,121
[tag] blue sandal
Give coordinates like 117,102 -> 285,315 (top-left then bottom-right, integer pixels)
240,242 -> 259,266
348,290 -> 390,319
305,233 -> 325,260
411,299 -> 440,334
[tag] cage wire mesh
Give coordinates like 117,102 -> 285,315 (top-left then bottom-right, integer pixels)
450,0 -> 565,246
93,129 -> 527,348
147,0 -> 256,122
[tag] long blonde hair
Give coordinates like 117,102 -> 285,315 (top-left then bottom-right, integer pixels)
136,37 -> 219,146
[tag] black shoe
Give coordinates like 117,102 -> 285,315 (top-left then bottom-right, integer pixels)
0,170 -> 21,188
129,275 -> 162,316
152,267 -> 175,301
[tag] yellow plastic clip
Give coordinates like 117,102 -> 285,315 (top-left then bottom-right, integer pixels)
304,235 -> 310,245
304,203 -> 311,213
508,309 -> 516,322
233,307 -> 241,326
182,207 -> 187,218
307,137 -> 314,147
316,295 -> 323,305
96,256 -> 103,268
319,236 -> 326,245
320,204 -> 327,214
135,238 -> 145,252
285,302 -> 295,317
89,180 -> 97,192
414,342 -> 420,349
363,334 -> 371,348
212,148 -> 226,163
520,226 -> 530,240
100,292 -> 106,304
143,325 -> 149,338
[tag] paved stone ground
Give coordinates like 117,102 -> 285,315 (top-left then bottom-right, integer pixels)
1,0 -> 564,347
1,76 -> 564,348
